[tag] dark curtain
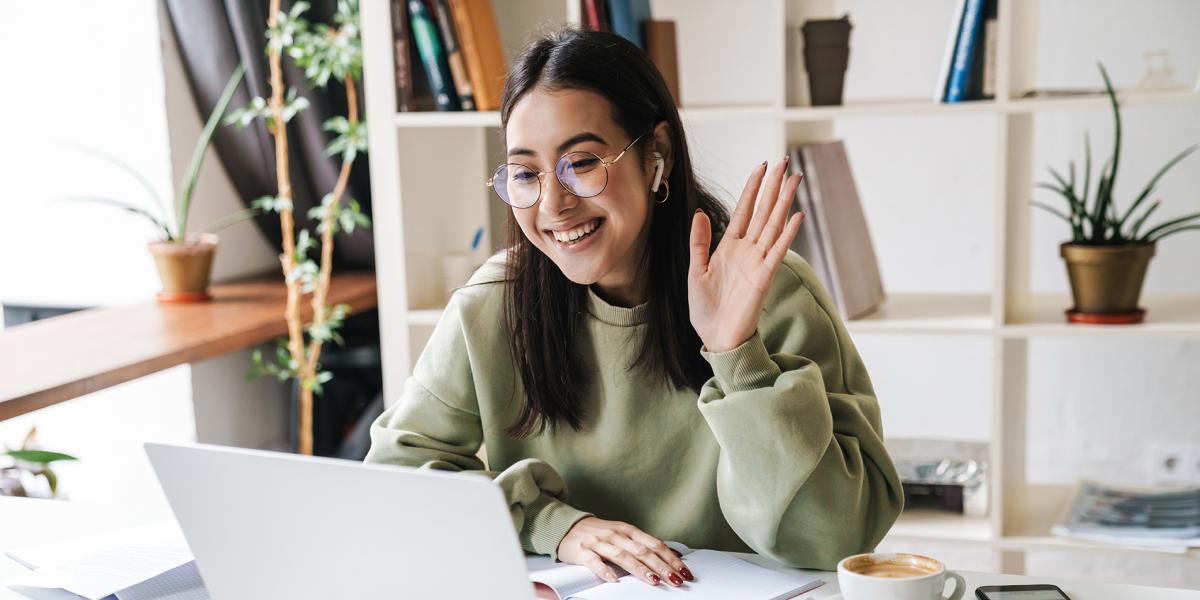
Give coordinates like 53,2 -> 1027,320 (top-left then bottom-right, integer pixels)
164,0 -> 374,268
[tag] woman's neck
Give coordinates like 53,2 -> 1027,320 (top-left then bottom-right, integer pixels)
591,264 -> 649,307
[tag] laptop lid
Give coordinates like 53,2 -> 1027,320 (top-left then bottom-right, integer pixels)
145,442 -> 535,600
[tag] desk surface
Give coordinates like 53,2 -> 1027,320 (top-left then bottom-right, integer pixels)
2,497 -> 1197,600
0,272 -> 377,420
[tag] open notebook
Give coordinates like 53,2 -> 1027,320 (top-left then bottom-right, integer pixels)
527,547 -> 823,600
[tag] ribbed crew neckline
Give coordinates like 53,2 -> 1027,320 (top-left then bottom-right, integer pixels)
585,286 -> 648,326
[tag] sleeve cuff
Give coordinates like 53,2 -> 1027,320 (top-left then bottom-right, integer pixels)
519,493 -> 593,559
700,331 -> 782,393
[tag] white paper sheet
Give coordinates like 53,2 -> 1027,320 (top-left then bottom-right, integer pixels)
6,546 -> 193,600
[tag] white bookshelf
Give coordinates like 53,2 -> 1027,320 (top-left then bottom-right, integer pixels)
360,0 -> 1200,572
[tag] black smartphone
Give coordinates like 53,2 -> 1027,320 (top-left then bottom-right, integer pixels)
976,584 -> 1071,600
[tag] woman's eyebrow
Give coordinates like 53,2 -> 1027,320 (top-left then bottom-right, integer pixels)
508,131 -> 608,158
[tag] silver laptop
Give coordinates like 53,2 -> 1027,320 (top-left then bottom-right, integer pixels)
145,442 -> 536,599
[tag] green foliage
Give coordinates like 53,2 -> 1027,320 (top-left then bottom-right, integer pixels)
306,194 -> 372,235
251,195 -> 294,213
249,338 -> 300,382
1034,63 -> 1200,245
307,303 -> 351,346
288,0 -> 363,88
323,117 -> 368,163
64,64 -> 249,242
5,450 -> 78,464
225,88 -> 310,132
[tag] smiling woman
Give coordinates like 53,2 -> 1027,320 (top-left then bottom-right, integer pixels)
365,26 -> 903,589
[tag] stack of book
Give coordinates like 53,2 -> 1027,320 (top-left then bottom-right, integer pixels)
935,0 -> 998,103
391,0 -> 506,112
1052,480 -> 1200,553
579,0 -> 679,105
786,140 -> 885,321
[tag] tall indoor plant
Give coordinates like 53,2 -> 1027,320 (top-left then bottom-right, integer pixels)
231,0 -> 370,456
70,64 -> 257,302
1033,63 -> 1199,324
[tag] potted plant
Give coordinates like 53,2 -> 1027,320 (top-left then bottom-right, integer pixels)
1033,63 -> 1199,324
1,427 -> 78,499
70,64 -> 259,302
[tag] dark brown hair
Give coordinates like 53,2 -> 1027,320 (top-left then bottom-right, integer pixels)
501,27 -> 730,437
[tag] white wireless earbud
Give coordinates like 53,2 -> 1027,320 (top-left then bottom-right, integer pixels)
651,152 -> 665,192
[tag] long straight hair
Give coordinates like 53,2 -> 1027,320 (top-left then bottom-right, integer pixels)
501,27 -> 730,437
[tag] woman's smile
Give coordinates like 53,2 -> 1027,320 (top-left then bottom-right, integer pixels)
546,217 -> 605,250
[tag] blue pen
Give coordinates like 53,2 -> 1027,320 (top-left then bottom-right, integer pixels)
470,226 -> 484,252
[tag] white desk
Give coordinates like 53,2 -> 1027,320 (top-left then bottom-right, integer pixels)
2,496 -> 1197,600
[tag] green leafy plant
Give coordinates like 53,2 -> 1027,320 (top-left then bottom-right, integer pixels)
232,0 -> 370,455
1,427 -> 78,498
1033,63 -> 1199,245
67,64 -> 259,242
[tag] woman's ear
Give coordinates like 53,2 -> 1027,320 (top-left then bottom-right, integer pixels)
648,120 -> 673,188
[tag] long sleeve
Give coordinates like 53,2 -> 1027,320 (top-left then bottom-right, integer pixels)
696,257 -> 904,570
363,279 -> 592,559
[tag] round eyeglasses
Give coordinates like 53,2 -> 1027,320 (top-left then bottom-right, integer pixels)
486,130 -> 650,208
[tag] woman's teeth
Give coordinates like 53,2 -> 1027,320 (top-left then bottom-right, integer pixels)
553,219 -> 600,243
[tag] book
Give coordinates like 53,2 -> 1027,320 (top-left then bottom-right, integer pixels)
391,0 -> 436,111
448,0 -> 506,111
945,0 -> 985,103
408,0 -> 460,111
787,147 -> 834,298
934,0 -> 967,102
1052,480 -> 1200,553
794,140 -> 885,320
431,0 -> 476,110
606,0 -> 651,49
642,20 -> 680,106
527,548 -> 823,600
965,0 -> 997,100
582,0 -> 610,32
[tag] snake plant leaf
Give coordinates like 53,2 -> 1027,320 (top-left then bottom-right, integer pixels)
1032,201 -> 1073,224
1140,211 -> 1200,242
5,450 -> 79,464
1098,62 -> 1122,226
1129,200 -> 1161,240
1148,224 -> 1200,243
178,63 -> 247,241
1117,144 -> 1199,230
1082,132 -> 1092,218
61,196 -> 174,240
69,145 -> 172,230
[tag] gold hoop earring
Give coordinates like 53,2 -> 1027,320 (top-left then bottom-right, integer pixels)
654,180 -> 670,204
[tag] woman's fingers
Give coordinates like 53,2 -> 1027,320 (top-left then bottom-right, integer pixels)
622,528 -> 693,583
745,157 -> 789,243
728,160 -> 768,239
766,211 -> 805,269
757,173 -> 803,253
592,541 -> 667,586
580,550 -> 620,583
608,536 -> 685,587
689,209 -> 712,276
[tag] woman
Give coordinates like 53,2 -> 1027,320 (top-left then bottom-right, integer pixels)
365,27 -> 903,588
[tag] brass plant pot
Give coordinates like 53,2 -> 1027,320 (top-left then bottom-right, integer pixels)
148,233 -> 218,302
1060,242 -> 1155,323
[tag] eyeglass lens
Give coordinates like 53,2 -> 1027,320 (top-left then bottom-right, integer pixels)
491,151 -> 609,208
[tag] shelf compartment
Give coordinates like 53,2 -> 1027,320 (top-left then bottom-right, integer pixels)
887,508 -> 994,543
1001,294 -> 1200,338
846,293 -> 993,335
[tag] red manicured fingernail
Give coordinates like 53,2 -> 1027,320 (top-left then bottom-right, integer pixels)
668,573 -> 683,586
783,154 -> 790,163
761,160 -> 767,167
649,574 -> 661,585
680,567 -> 694,581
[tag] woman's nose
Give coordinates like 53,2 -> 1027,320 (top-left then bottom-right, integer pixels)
538,172 -> 578,214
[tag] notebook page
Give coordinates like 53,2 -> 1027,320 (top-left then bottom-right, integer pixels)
568,550 -> 822,600
6,546 -> 193,600
115,561 -> 208,600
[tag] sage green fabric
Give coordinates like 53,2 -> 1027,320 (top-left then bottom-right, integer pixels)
364,251 -> 904,570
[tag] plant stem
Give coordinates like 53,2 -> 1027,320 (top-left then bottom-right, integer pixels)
266,0 -> 311,455
304,73 -> 359,380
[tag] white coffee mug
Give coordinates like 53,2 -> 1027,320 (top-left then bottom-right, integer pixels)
837,552 -> 965,600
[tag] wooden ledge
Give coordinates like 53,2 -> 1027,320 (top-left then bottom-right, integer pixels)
0,272 -> 377,421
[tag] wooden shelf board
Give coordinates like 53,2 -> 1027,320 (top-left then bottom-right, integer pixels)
1001,293 -> 1200,338
887,508 -> 994,543
0,272 -> 377,420
845,293 -> 993,335
1006,89 -> 1200,113
784,99 -> 1002,121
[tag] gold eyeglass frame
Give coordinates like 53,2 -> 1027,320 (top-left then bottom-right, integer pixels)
486,129 -> 651,209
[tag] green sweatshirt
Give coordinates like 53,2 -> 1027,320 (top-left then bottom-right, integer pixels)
365,250 -> 903,570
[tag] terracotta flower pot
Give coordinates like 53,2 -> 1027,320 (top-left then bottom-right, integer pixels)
1060,242 -> 1155,324
147,233 -> 218,303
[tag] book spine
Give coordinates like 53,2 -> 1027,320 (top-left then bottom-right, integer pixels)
945,0 -> 984,103
981,17 -> 998,99
390,0 -> 416,112
935,0 -> 967,103
642,20 -> 680,106
408,0 -> 460,111
582,0 -> 602,31
607,0 -> 641,48
432,0 -> 476,110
